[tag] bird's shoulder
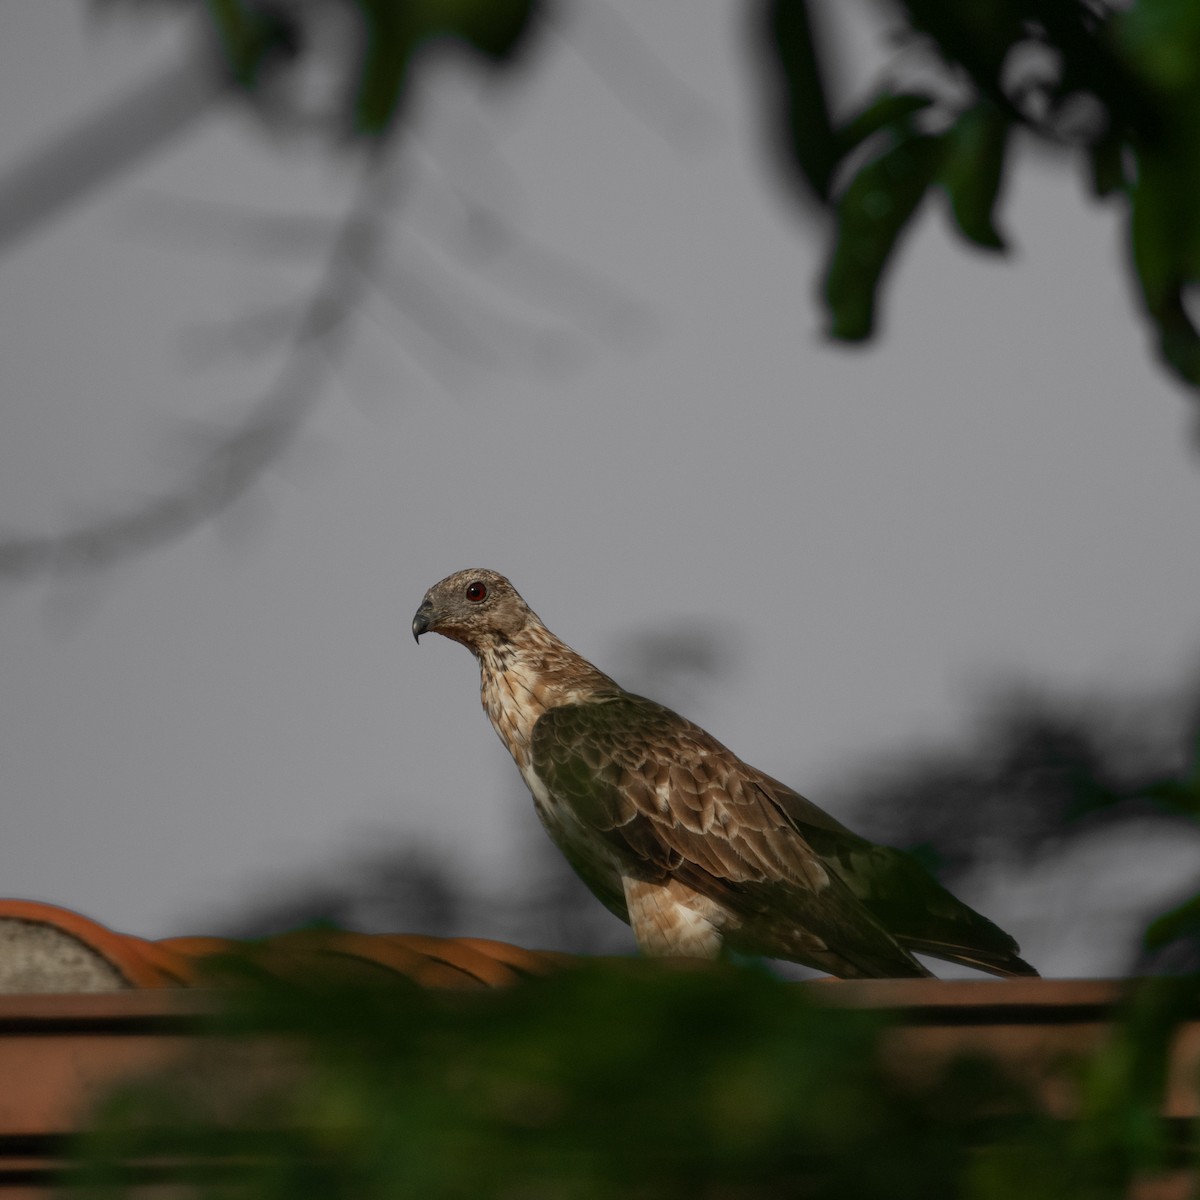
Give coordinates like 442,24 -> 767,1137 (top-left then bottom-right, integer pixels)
530,691 -> 745,795
530,693 -> 808,812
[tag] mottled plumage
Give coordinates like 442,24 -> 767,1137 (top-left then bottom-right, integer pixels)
413,569 -> 1037,979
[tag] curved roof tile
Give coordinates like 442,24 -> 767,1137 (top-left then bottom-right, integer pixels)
0,899 -> 569,993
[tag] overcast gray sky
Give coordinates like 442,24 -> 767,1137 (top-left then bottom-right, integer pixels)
2,2 -> 1198,973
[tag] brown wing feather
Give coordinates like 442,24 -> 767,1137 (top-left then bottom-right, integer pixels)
533,697 -> 828,889
530,695 -> 930,978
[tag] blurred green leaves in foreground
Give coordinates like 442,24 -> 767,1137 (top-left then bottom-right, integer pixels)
108,0 -> 1200,398
200,0 -> 538,134
68,961 -> 1200,1200
762,0 -> 1200,388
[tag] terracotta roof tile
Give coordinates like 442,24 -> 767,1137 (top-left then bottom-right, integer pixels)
0,899 -> 569,994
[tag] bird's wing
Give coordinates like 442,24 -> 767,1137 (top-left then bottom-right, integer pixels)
751,773 -> 1038,977
530,695 -> 929,977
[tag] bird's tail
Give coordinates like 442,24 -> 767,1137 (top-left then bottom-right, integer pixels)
900,937 -> 1040,979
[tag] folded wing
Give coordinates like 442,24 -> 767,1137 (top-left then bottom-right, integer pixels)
531,695 -> 934,978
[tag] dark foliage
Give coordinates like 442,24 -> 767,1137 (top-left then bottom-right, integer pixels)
65,961 -> 1200,1199
759,0 -> 1200,394
844,687 -> 1198,875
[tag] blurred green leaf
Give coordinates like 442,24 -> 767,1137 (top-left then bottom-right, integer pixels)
1155,297 -> 1200,388
204,0 -> 293,85
65,955 -> 1200,1199
1087,133 -> 1128,198
1131,156 -> 1186,311
824,132 -> 944,340
1114,0 -> 1200,97
937,103 -> 1010,252
1142,736 -> 1200,819
763,0 -> 839,201
69,961 -> 1028,1199
891,1 -> 1023,107
353,1 -> 414,135
835,91 -> 935,160
1096,1 -> 1200,388
435,0 -> 539,61
1073,976 -> 1198,1178
1144,893 -> 1200,952
353,0 -> 538,136
1131,150 -> 1200,387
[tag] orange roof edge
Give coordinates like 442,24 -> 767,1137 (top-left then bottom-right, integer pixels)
0,898 -> 569,993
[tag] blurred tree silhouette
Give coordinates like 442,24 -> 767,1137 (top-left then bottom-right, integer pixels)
842,679 -> 1200,873
2,0 -> 1200,578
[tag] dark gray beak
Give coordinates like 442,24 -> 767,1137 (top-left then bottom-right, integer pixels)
412,600 -> 434,643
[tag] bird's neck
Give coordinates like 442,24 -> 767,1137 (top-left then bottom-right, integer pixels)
476,621 -> 618,769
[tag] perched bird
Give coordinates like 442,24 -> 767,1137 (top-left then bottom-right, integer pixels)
413,569 -> 1037,979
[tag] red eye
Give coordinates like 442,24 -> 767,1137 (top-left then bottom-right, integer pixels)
465,581 -> 487,602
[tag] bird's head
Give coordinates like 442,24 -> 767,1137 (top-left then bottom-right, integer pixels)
412,569 -> 536,652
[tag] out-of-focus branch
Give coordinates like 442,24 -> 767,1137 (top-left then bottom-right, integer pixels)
0,0 -> 657,583
0,149 -> 399,580
0,46 -> 228,256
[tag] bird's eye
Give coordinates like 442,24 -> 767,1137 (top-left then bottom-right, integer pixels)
465,581 -> 487,602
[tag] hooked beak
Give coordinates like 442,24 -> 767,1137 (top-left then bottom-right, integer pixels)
412,599 -> 434,643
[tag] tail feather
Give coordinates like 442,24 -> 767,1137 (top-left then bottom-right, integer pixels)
899,937 -> 1040,979
759,780 -> 1040,979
